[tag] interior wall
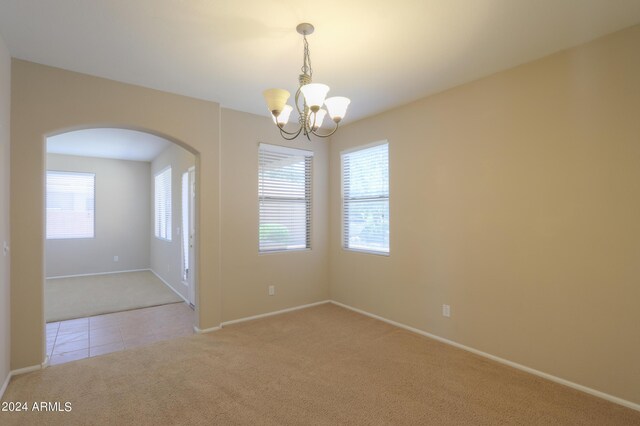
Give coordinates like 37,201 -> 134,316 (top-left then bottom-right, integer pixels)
10,60 -> 220,370
0,32 -> 11,394
329,25 -> 640,405
150,143 -> 195,301
220,108 -> 329,321
45,154 -> 150,277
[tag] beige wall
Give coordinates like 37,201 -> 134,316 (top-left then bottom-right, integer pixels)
10,60 -> 221,369
220,108 -> 329,321
0,33 -> 11,392
7,23 -> 639,408
150,143 -> 195,301
46,154 -> 151,277
329,25 -> 640,405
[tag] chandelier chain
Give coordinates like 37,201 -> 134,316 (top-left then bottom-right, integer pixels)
301,35 -> 313,78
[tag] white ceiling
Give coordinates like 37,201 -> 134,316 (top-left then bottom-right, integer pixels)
1,1 -> 640,123
47,128 -> 171,161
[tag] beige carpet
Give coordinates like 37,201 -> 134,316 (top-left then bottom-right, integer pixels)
45,271 -> 182,322
3,303 -> 639,425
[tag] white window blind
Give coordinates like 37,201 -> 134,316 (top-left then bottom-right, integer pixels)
342,142 -> 389,254
181,171 -> 189,281
155,167 -> 172,241
46,171 -> 95,239
259,143 -> 313,253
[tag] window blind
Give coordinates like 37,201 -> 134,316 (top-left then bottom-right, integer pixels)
259,143 -> 313,253
46,171 -> 95,239
181,171 -> 189,281
154,167 -> 172,241
342,142 -> 389,254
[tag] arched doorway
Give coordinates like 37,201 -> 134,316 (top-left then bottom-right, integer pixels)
43,127 -> 199,364
9,61 -> 221,372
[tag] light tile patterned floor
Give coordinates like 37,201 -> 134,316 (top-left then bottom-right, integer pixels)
46,302 -> 194,365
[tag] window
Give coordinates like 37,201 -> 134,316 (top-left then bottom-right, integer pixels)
46,171 -> 95,239
259,143 -> 313,253
181,171 -> 190,282
342,142 -> 389,254
154,167 -> 172,241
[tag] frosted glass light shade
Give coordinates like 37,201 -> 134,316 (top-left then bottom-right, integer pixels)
324,96 -> 350,122
263,89 -> 291,115
308,109 -> 326,130
272,105 -> 293,127
300,83 -> 329,110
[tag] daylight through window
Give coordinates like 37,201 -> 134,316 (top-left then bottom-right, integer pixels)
155,167 -> 172,241
342,142 -> 389,254
258,143 -> 313,253
46,171 -> 95,239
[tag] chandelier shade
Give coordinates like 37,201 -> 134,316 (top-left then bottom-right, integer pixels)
308,109 -> 326,130
263,23 -> 350,140
272,104 -> 293,127
324,96 -> 351,123
263,88 -> 291,115
299,83 -> 330,111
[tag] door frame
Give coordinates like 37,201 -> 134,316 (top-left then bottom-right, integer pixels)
182,166 -> 196,306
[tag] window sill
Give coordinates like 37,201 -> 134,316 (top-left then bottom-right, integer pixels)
343,248 -> 390,257
259,248 -> 311,255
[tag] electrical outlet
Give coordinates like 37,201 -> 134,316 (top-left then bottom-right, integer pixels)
442,304 -> 451,318
268,285 -> 275,296
113,255 -> 119,262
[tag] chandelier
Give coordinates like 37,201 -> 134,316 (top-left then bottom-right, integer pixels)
263,23 -> 350,141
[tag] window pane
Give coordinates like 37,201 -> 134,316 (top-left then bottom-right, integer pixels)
345,199 -> 389,253
259,200 -> 308,251
259,144 -> 312,253
182,172 -> 189,281
344,144 -> 389,199
342,143 -> 389,254
46,171 -> 95,239
154,167 -> 172,241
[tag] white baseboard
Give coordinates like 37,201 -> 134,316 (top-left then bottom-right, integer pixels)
330,300 -> 640,413
46,268 -> 149,280
149,269 -> 190,305
193,325 -> 221,334
0,371 -> 10,400
1,361 -> 48,399
221,300 -> 331,327
11,364 -> 43,376
192,300 -> 331,334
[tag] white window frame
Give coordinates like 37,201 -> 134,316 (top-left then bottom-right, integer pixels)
341,141 -> 390,255
46,170 -> 96,240
181,170 -> 190,283
154,166 -> 172,241
258,143 -> 313,253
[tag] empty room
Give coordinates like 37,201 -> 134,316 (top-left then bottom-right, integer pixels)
1,1 -> 639,425
44,128 -> 197,364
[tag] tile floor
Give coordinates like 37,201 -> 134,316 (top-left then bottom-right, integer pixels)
46,302 -> 195,365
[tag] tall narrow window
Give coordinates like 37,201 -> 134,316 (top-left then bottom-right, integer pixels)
259,143 -> 313,253
46,171 -> 95,239
181,171 -> 190,282
342,142 -> 389,254
154,167 -> 172,241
